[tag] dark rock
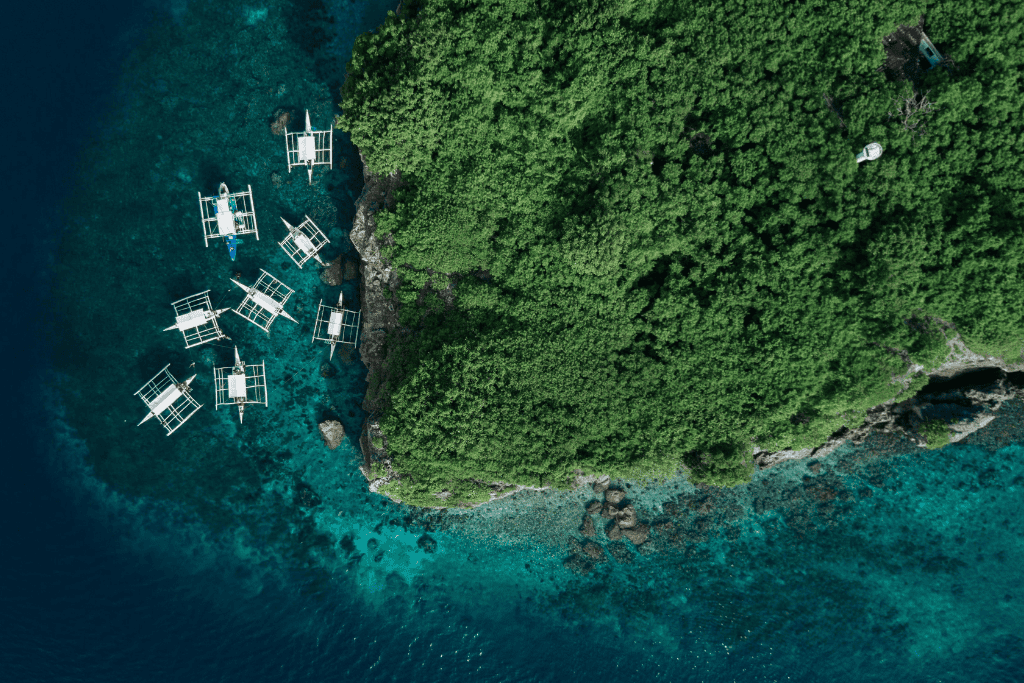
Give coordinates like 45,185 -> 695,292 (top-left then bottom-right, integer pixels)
688,495 -> 713,514
581,542 -> 607,562
270,107 -> 294,135
651,520 -> 674,534
563,555 -> 594,575
417,534 -> 437,553
579,515 -> 595,537
807,461 -> 821,474
605,488 -> 626,505
978,468 -> 1000,488
635,541 -> 657,556
607,541 -> 635,564
859,488 -> 873,498
606,521 -> 623,541
622,523 -> 650,545
593,477 -> 610,494
320,363 -> 337,379
385,572 -> 407,591
373,551 -> 385,563
366,538 -> 379,552
339,533 -> 356,556
616,504 -> 638,529
600,502 -> 621,519
294,482 -> 321,508
585,500 -> 602,515
319,420 -> 345,450
343,260 -> 359,281
320,255 -> 343,286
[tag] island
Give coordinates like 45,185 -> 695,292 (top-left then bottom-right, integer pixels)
335,1 -> 1024,508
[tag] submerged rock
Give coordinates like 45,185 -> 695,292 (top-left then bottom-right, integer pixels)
606,520 -> 623,541
622,523 -> 650,545
417,534 -> 437,553
579,515 -> 596,537
320,255 -> 343,286
343,260 -> 359,281
592,476 -> 610,494
294,482 -> 321,508
563,554 -> 594,575
319,420 -> 346,450
269,106 -> 293,135
585,500 -> 602,515
606,541 -> 635,564
581,542 -> 607,562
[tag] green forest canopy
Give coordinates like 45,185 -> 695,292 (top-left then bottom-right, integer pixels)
337,0 -> 1024,506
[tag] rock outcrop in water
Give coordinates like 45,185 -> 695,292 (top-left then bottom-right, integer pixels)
269,107 -> 294,135
318,420 -> 345,450
319,254 -> 343,286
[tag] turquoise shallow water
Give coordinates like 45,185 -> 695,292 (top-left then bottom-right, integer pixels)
33,1 -> 1024,680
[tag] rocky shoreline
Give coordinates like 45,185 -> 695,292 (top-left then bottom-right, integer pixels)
752,340 -> 1024,469
344,151 -> 402,495
344,151 -> 1024,508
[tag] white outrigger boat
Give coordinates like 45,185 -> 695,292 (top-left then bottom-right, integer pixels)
135,365 -> 203,435
285,110 -> 333,184
198,183 -> 259,261
213,346 -> 267,424
230,269 -> 299,334
279,215 -> 330,268
164,290 -> 230,349
311,291 -> 361,359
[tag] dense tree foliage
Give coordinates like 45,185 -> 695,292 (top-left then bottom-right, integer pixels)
338,0 -> 1024,506
920,420 -> 952,450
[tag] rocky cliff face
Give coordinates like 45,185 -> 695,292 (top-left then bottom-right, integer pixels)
348,151 -> 404,492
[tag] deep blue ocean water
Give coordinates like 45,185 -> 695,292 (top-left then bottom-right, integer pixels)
4,1 -> 1024,681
